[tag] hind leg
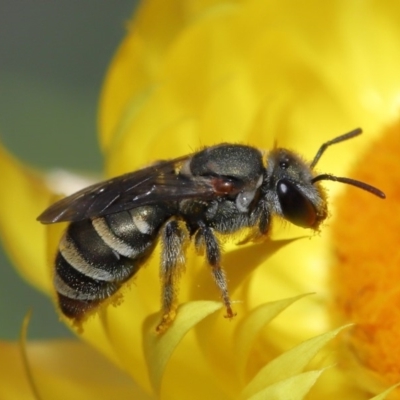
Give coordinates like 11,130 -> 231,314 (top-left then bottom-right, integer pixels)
156,220 -> 186,333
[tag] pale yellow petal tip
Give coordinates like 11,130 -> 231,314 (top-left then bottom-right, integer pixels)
241,324 -> 349,399
142,300 -> 222,394
234,293 -> 314,382
337,344 -> 400,400
370,383 -> 400,400
246,369 -> 327,400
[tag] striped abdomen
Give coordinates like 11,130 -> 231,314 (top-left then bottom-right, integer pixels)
54,204 -> 172,320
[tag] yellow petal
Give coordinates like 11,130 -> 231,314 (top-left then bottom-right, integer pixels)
235,294 -> 312,383
0,144 -> 52,292
99,0 -> 241,153
245,369 -> 326,400
0,341 -> 36,399
99,0 -> 185,150
143,300 -> 222,394
186,239 -> 299,395
10,309 -> 146,399
190,238 -> 298,306
0,340 -> 147,400
370,384 -> 400,400
242,326 -> 348,398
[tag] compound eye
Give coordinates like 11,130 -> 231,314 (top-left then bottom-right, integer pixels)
277,179 -> 317,228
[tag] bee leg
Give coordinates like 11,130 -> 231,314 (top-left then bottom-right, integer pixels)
197,222 -> 236,320
157,220 -> 186,333
257,203 -> 270,235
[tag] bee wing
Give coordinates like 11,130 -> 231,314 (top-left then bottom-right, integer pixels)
38,156 -> 218,224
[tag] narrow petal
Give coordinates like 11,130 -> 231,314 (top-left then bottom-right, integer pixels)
234,294 -> 312,383
242,326 -> 348,398
187,239 -> 300,393
245,369 -> 326,400
143,300 -> 222,394
190,238 -> 298,306
370,384 -> 400,400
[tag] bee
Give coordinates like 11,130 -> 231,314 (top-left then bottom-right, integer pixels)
38,128 -> 385,332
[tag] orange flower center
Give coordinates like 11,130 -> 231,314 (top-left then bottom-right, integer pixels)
331,123 -> 400,392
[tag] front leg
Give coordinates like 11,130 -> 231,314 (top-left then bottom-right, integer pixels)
236,200 -> 271,245
256,200 -> 270,236
196,222 -> 236,320
247,199 -> 270,238
157,220 -> 186,333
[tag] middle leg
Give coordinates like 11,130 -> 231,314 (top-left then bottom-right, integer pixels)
196,222 -> 236,320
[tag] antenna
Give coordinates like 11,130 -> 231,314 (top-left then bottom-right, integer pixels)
310,128 -> 385,198
310,128 -> 362,169
311,174 -> 385,198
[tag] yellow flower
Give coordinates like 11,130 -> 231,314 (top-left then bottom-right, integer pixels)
1,0 -> 400,399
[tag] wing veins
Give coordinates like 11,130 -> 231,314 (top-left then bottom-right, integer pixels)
37,155 -> 220,223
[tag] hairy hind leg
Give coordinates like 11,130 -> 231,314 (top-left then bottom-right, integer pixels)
157,220 -> 186,333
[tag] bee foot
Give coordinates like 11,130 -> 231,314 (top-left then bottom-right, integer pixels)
156,311 -> 177,334
223,307 -> 237,320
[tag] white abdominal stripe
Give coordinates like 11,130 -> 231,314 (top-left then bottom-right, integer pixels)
54,272 -> 117,301
53,207 -> 169,315
59,233 -> 134,282
59,234 -> 116,281
54,218 -> 143,302
92,217 -> 140,258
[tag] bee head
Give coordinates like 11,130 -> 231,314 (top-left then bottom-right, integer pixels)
264,128 -> 385,230
265,148 -> 328,229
